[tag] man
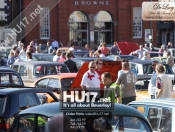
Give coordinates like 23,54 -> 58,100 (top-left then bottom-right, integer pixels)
131,45 -> 145,59
69,43 -> 75,51
116,62 -> 137,105
26,41 -> 35,53
110,41 -> 119,55
53,50 -> 61,62
148,60 -> 159,99
141,51 -> 151,60
101,72 -> 120,103
64,52 -> 78,73
155,64 -> 172,98
97,50 -> 105,57
14,50 -> 22,63
167,42 -> 173,49
81,61 -> 100,90
144,43 -> 151,51
51,39 -> 59,49
166,51 -> 174,68
47,42 -> 53,54
163,46 -> 169,57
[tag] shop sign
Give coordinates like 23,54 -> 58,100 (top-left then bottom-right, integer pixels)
75,1 -> 109,5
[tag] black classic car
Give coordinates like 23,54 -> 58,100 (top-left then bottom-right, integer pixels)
0,88 -> 59,131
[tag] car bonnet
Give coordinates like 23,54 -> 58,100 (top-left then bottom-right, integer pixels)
117,42 -> 139,55
71,61 -> 122,88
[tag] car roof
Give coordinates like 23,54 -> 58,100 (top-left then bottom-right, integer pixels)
40,73 -> 77,79
129,99 -> 175,107
129,60 -> 153,64
19,102 -> 146,119
0,88 -> 51,95
0,68 -> 17,72
72,57 -> 114,61
12,61 -> 66,65
32,53 -> 53,56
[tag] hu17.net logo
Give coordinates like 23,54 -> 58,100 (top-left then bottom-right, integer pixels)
60,89 -> 115,111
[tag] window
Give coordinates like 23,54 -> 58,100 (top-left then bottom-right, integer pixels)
47,79 -> 60,89
46,66 -> 57,75
0,73 -> 22,85
19,93 -> 38,110
19,65 -> 27,76
36,92 -> 57,103
12,65 -> 19,72
61,78 -> 74,88
18,115 -> 35,132
37,115 -> 49,132
132,106 -> 146,115
147,107 -> 162,131
40,8 -> 50,39
0,95 -> 6,114
133,7 -> 142,38
111,116 -> 151,131
36,78 -> 49,89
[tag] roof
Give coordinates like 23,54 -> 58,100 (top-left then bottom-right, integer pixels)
32,53 -> 54,56
12,61 -> 66,66
19,102 -> 147,119
129,99 -> 175,107
0,88 -> 52,95
40,73 -> 77,79
0,68 -> 17,72
72,57 -> 114,62
129,60 -> 153,64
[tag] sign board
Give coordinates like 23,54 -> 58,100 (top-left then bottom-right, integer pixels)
145,29 -> 153,42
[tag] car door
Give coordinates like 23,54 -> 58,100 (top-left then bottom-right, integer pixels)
11,114 -> 49,132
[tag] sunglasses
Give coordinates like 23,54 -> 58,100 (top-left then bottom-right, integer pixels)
90,67 -> 95,69
98,63 -> 103,65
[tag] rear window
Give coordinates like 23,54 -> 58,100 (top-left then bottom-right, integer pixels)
0,95 -> 6,114
33,55 -> 53,61
0,73 -> 22,85
34,65 -> 69,75
61,78 -> 74,88
150,53 -> 163,58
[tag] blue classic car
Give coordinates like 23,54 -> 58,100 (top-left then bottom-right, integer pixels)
129,99 -> 175,132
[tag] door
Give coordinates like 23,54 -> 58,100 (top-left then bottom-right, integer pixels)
76,31 -> 87,47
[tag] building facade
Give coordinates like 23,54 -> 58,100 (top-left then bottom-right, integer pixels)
21,0 -> 157,48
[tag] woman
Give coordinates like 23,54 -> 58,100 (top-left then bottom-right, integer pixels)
35,46 -> 40,53
58,52 -> 66,63
155,64 -> 172,98
26,51 -> 33,61
99,42 -> 109,56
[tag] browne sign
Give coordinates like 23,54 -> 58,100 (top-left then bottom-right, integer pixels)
142,2 -> 175,21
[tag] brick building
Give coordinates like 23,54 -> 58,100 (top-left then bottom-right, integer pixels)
20,0 -> 158,48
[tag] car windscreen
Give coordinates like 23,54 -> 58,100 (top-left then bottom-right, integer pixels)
0,95 -> 6,114
61,78 -> 74,88
150,53 -> 163,58
34,65 -> 69,75
33,55 -> 53,61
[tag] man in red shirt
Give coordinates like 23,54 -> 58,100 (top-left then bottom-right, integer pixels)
94,58 -> 104,96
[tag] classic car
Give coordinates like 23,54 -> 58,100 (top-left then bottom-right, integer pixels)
106,55 -> 137,61
129,60 -> 174,84
152,56 -> 175,64
0,88 -> 59,131
72,57 -> 115,70
11,61 -> 70,83
10,102 -> 152,132
0,47 -> 12,54
129,99 -> 175,132
20,53 -> 54,62
0,68 -> 24,87
30,73 -> 77,98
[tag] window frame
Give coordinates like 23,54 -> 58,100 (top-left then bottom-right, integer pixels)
35,78 -> 49,89
133,7 -> 142,38
40,7 -> 50,39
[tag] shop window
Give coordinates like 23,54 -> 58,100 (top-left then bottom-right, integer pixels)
133,7 -> 142,38
40,8 -> 50,39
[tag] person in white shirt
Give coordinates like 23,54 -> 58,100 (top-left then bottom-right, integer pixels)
141,51 -> 151,60
81,61 -> 100,90
163,46 -> 169,57
19,45 -> 26,56
97,49 -> 105,57
148,60 -> 159,99
130,45 -> 146,59
26,51 -> 33,61
14,50 -> 22,63
69,43 -> 75,51
51,39 -> 59,49
53,50 -> 61,62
